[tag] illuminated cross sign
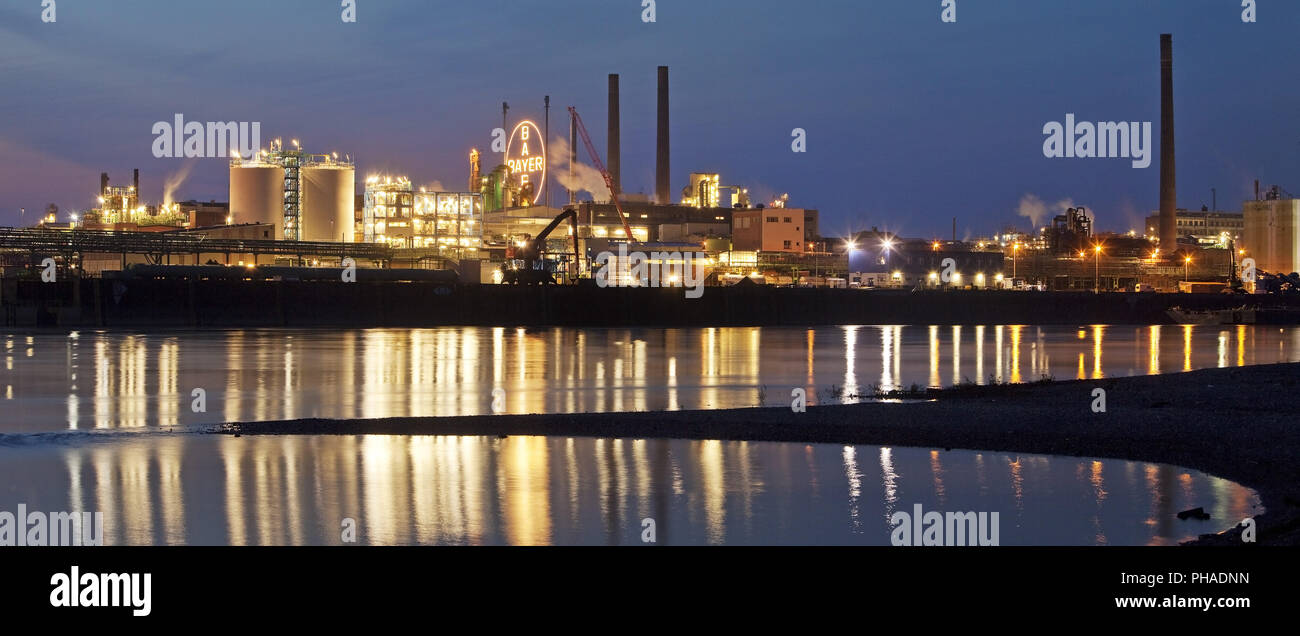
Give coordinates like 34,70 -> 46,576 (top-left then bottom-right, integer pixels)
505,120 -> 546,205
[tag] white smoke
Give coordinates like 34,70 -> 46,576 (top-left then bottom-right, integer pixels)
162,159 -> 198,206
550,135 -> 611,200
1017,193 -> 1076,230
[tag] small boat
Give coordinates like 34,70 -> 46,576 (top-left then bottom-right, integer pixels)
1165,306 -> 1255,325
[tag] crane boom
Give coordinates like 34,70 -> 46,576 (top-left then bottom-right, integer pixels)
568,106 -> 636,242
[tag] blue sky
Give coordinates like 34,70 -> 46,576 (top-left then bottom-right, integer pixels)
1,0 -> 1297,239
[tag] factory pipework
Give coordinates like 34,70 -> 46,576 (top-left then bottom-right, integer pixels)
656,65 -> 670,205
608,74 -> 621,195
1159,34 -> 1177,253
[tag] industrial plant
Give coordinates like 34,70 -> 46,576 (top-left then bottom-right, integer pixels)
3,42 -> 1300,329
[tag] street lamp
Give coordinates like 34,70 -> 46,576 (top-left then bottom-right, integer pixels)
1184,255 -> 1192,283
1011,243 -> 1021,279
1093,244 -> 1103,293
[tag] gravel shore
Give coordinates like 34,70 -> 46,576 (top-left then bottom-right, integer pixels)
223,362 -> 1300,546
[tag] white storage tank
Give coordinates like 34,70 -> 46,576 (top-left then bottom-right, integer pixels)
229,162 -> 283,238
301,164 -> 355,242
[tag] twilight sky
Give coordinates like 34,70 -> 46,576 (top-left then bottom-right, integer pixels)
1,0 -> 1297,240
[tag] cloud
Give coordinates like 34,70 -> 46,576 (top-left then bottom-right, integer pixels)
1016,193 -> 1077,230
550,135 -> 611,201
162,159 -> 199,206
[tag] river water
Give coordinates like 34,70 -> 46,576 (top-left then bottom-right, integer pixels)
2,324 -> 1297,430
0,435 -> 1259,546
0,325 -> 1279,545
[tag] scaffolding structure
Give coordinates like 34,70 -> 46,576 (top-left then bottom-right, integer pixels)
363,176 -> 482,258
0,227 -> 392,267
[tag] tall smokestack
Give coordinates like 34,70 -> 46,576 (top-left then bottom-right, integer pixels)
133,168 -> 139,194
656,65 -> 671,204
1159,34 -> 1177,253
607,74 -> 621,195
100,172 -> 109,196
569,110 -> 577,205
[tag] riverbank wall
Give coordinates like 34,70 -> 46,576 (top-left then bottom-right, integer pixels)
3,277 -> 1298,328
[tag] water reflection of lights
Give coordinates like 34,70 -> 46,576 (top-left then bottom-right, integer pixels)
2,437 -> 1251,546
4,325 -> 1294,430
843,446 -> 862,533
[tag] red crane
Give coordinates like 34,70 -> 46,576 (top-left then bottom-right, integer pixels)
568,106 -> 636,242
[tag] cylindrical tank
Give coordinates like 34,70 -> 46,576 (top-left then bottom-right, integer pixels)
301,164 -> 355,242
229,163 -> 283,238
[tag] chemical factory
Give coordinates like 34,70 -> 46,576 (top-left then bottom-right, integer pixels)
3,49 -> 1300,305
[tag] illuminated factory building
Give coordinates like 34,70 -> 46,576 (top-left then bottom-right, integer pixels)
1243,186 -> 1300,276
680,173 -> 749,209
363,176 -> 484,254
93,172 -> 139,225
